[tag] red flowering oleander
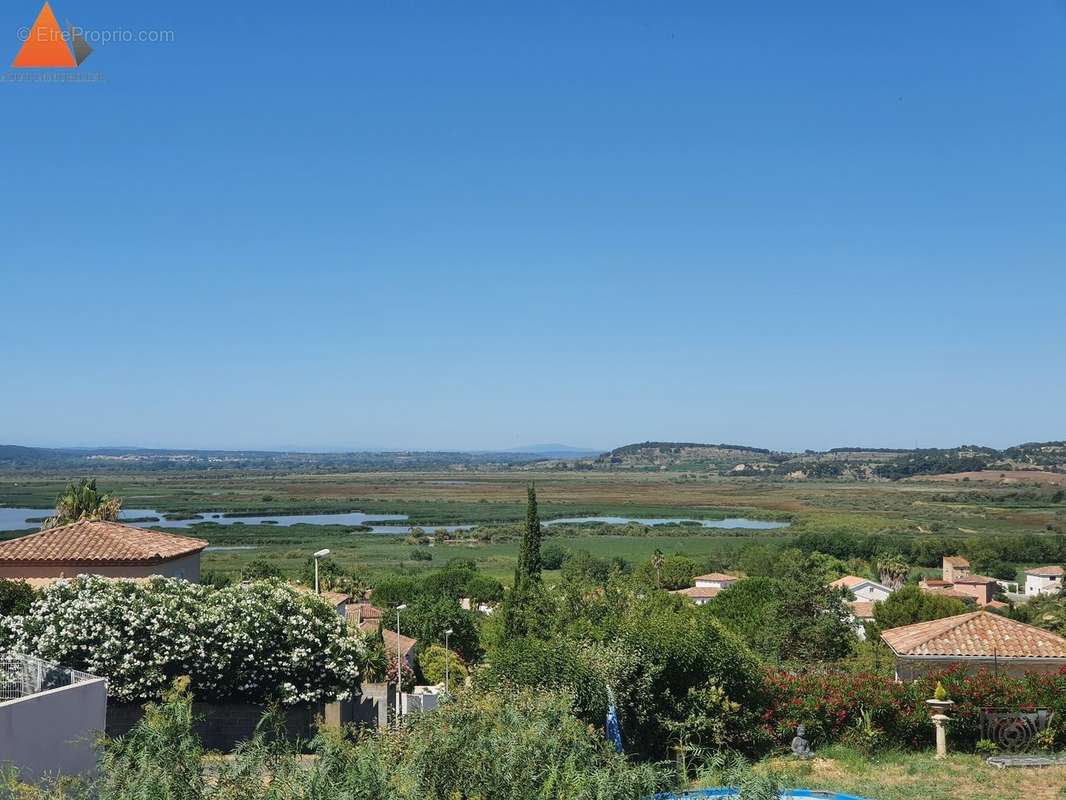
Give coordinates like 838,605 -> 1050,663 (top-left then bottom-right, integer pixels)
760,665 -> 1066,750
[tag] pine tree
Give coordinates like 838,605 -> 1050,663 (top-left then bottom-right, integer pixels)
517,483 -> 542,581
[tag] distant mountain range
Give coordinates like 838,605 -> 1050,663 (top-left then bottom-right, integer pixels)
1,440 -> 1064,479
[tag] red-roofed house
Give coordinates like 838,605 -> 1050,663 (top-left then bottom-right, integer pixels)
0,520 -> 208,585
1025,565 -> 1064,597
881,610 -> 1066,679
951,574 -> 999,606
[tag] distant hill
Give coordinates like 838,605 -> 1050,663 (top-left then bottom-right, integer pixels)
594,440 -> 1066,480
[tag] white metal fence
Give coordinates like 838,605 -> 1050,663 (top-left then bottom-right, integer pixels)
0,652 -> 98,702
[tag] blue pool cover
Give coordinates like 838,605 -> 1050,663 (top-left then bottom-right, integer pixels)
654,790 -> 873,800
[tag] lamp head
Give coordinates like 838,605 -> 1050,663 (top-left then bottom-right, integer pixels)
313,549 -> 331,558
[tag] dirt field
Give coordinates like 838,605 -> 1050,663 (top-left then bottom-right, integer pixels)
915,469 -> 1066,486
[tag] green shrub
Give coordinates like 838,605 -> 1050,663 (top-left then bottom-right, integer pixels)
87,685 -> 668,800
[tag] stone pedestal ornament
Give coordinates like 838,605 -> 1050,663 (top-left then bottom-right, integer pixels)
927,697 -> 954,759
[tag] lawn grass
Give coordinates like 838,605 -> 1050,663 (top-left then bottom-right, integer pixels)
737,746 -> 1066,800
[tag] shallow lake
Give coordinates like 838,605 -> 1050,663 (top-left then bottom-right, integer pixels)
0,507 -> 788,534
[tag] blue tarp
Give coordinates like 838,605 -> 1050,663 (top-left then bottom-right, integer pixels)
604,703 -> 623,753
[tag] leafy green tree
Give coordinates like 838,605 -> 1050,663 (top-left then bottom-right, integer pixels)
1009,593 -> 1066,635
0,579 -> 36,616
702,577 -> 786,659
561,549 -> 614,586
242,558 -> 282,581
872,584 -> 969,632
776,571 -> 855,662
43,478 -> 122,529
497,573 -> 556,641
704,571 -> 856,663
417,642 -> 469,686
464,573 -> 504,606
299,555 -> 344,590
401,596 -> 482,662
634,554 -> 697,590
371,575 -> 424,608
542,542 -> 569,570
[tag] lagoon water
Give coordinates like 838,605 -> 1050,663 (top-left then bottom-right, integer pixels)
543,516 -> 788,530
0,507 -> 788,534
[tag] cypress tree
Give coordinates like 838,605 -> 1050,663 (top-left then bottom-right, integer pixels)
517,483 -> 542,581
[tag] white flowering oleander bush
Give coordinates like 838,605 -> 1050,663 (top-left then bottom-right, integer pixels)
5,576 -> 364,705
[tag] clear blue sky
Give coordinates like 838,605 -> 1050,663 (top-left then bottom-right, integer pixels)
3,1 -> 1065,452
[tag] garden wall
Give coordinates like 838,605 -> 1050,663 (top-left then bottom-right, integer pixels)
106,685 -> 395,751
0,677 -> 106,781
107,701 -> 320,751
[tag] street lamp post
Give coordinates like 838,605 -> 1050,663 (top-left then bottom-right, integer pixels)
312,549 -> 330,594
395,604 -> 407,723
444,627 -> 454,695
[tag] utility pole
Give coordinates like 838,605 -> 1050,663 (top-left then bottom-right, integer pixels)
395,604 -> 407,723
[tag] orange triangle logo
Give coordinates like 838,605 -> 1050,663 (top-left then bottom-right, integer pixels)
12,3 -> 77,68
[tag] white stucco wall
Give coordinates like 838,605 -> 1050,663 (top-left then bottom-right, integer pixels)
1026,573 -> 1062,597
852,582 -> 891,602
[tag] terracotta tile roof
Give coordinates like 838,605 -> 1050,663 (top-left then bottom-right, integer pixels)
380,627 -> 418,656
319,591 -> 350,606
1026,565 -> 1064,577
850,600 -> 877,619
347,601 -> 384,624
954,574 -> 998,585
944,556 -> 970,567
881,611 -> 1066,659
921,586 -> 975,602
673,586 -> 722,599
0,520 -> 207,565
692,572 -> 737,582
921,579 -> 952,587
985,600 -> 1009,609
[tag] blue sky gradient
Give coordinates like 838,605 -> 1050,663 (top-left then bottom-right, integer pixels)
3,1 -> 1065,451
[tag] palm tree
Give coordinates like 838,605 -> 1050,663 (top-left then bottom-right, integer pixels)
42,478 -> 122,530
877,554 -> 909,591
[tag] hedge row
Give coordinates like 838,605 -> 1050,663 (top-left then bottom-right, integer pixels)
761,665 -> 1066,750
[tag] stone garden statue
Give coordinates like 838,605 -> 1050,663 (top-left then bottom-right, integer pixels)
791,724 -> 813,759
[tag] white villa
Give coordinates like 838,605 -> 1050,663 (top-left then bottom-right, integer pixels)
829,575 -> 892,602
829,575 -> 894,641
692,572 -> 738,590
1025,565 -> 1064,597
